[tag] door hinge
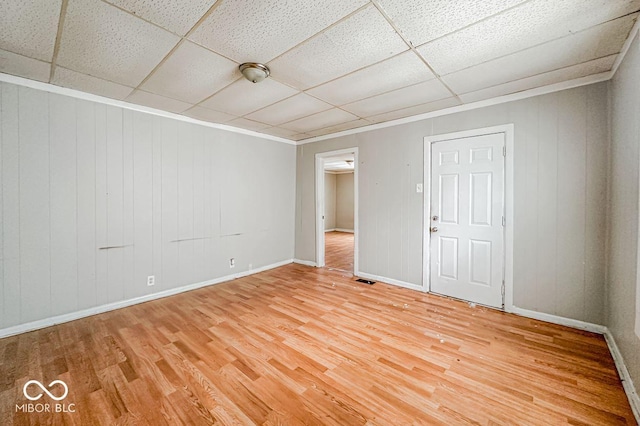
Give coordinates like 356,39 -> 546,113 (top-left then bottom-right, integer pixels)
501,280 -> 505,297
503,146 -> 506,157
502,216 -> 506,226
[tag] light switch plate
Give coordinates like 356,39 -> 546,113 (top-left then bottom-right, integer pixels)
416,183 -> 423,193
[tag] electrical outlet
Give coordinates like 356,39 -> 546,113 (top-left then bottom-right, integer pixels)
229,258 -> 235,268
248,263 -> 252,270
147,275 -> 155,286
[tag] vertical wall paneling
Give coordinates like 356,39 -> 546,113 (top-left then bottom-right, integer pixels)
49,94 -> 78,316
106,106 -> 124,303
177,122 -> 195,286
76,99 -> 97,310
2,83 -> 21,327
151,115 -> 163,289
556,89 -> 587,320
192,126 -> 206,283
536,95 -> 559,315
0,83 -> 4,326
0,81 -> 296,331
95,104 -> 108,306
19,86 -> 51,323
122,110 -> 135,300
585,84 -> 608,324
296,84 -> 608,324
161,118 -> 178,292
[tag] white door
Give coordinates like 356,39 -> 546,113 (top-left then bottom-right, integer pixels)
429,133 -> 505,308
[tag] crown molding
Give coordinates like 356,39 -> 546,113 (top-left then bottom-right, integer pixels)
0,72 -> 295,145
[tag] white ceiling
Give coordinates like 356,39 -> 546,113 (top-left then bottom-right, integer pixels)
324,153 -> 355,172
1,0 -> 638,142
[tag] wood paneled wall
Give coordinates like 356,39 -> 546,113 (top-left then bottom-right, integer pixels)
0,82 -> 296,330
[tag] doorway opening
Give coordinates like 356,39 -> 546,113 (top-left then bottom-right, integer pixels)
315,148 -> 359,274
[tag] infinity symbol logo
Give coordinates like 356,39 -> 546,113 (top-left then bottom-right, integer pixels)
23,380 -> 69,401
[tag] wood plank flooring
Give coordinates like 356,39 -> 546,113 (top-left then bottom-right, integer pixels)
325,231 -> 354,273
0,264 -> 635,425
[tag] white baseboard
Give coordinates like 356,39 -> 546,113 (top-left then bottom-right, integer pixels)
604,330 -> 640,423
335,228 -> 354,233
0,258 -> 293,339
356,271 -> 423,292
293,258 -> 317,267
508,306 -> 608,334
324,228 -> 336,232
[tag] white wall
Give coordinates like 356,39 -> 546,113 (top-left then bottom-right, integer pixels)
295,82 -> 609,324
608,32 -> 640,393
0,82 -> 296,330
324,172 -> 336,230
336,172 -> 354,230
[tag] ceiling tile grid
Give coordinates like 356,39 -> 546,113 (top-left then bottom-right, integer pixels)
246,93 -> 333,126
140,40 -> 238,104
189,0 -> 369,63
0,49 -> 51,82
52,66 -> 134,99
269,4 -> 409,90
0,0 -> 638,141
104,0 -> 218,36
57,0 -> 180,87
0,0 -> 62,61
199,77 -> 298,116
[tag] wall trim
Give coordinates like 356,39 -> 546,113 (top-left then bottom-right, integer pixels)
0,259 -> 293,339
298,72 -> 610,145
508,306 -> 607,334
604,329 -> 640,423
0,72 -> 294,146
293,258 -> 317,267
356,271 -> 423,292
334,228 -> 354,233
610,16 -> 640,78
324,228 -> 337,232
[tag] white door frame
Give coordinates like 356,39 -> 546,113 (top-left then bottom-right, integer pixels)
315,147 -> 359,273
423,125 -> 514,311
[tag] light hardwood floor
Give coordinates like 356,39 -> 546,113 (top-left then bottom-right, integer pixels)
0,264 -> 635,425
325,231 -> 354,273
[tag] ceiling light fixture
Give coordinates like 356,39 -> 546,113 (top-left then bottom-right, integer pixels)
239,62 -> 270,83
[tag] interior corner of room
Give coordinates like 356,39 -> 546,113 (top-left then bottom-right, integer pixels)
1,0 -> 640,423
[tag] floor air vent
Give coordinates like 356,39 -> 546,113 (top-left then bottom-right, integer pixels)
356,278 -> 376,285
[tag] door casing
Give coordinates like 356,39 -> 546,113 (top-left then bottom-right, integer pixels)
423,125 -> 514,311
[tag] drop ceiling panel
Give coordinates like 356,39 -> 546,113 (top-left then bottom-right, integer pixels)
57,0 -> 180,87
181,105 -> 236,123
443,14 -> 637,94
105,0 -> 217,36
342,79 -> 452,117
366,97 -> 461,123
417,0 -> 640,75
270,5 -> 408,90
459,55 -> 616,104
189,0 -> 368,63
0,0 -> 62,61
246,93 -> 332,126
307,119 -> 371,137
307,51 -> 435,106
376,0 -> 526,46
280,108 -> 359,133
141,41 -> 237,104
227,117 -> 271,131
260,127 -> 300,138
126,90 -> 192,113
52,66 -> 134,99
199,78 -> 298,116
0,49 -> 51,82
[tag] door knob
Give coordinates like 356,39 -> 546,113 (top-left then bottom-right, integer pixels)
431,227 -> 438,233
